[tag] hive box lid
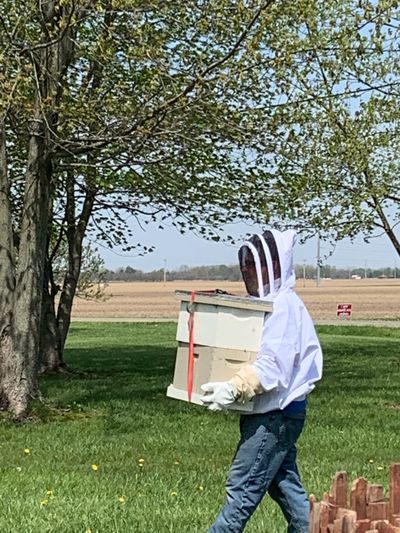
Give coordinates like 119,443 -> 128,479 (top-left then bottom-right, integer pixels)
175,290 -> 273,312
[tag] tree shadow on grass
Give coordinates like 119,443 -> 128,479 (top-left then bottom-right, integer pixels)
40,345 -> 181,409
39,334 -> 400,424
64,344 -> 177,376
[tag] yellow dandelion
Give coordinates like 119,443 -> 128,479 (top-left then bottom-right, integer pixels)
369,459 -> 374,463
174,461 -> 179,465
24,448 -> 30,455
138,458 -> 145,463
198,486 -> 204,491
91,464 -> 98,471
170,491 -> 177,497
118,496 -> 125,504
40,499 -> 49,507
47,490 -> 54,498
377,466 -> 384,470
16,467 -> 22,472
85,529 -> 92,533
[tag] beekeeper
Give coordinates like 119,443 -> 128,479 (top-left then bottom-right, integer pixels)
200,229 -> 323,533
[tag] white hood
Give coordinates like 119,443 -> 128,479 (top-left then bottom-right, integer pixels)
239,229 -> 297,299
269,228 -> 297,293
239,228 -> 323,413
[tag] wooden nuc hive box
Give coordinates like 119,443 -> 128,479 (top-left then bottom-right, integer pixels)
166,290 -> 273,411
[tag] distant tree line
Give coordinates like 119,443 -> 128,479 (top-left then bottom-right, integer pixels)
104,264 -> 241,282
103,264 -> 398,282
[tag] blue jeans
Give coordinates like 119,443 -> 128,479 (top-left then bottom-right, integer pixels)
209,411 -> 309,533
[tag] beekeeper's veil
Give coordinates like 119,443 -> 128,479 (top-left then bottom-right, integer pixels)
238,229 -> 296,298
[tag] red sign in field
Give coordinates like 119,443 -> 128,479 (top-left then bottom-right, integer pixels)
336,303 -> 352,318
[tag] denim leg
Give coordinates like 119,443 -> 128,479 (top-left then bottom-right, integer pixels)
268,443 -> 309,533
208,412 -> 305,533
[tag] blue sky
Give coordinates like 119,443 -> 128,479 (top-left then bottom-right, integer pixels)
97,221 -> 400,272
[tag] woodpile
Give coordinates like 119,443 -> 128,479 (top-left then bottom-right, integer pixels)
310,463 -> 400,532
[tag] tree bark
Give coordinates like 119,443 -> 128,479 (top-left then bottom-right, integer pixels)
364,171 -> 400,258
38,176 -> 96,373
1,116 -> 48,416
0,121 -> 16,410
40,257 -> 63,373
0,2 -> 79,415
375,201 -> 400,258
57,175 -> 96,355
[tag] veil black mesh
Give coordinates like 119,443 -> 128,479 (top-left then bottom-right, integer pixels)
238,231 -> 281,296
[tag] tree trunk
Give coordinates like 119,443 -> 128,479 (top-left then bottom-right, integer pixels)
0,2 -> 85,414
40,259 -> 63,373
364,171 -> 400,258
1,116 -> 49,417
0,121 -> 15,410
38,181 -> 96,374
375,202 -> 400,258
41,297 -> 62,373
57,178 -> 96,355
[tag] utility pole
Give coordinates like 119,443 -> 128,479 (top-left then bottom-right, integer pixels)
163,259 -> 167,286
303,260 -> 306,288
316,234 -> 321,287
364,260 -> 367,279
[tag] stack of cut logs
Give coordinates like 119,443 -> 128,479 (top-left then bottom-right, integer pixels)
310,463 -> 400,532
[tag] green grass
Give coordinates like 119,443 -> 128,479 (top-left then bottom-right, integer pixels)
0,323 -> 399,532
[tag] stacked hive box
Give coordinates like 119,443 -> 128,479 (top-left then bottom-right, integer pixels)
166,290 -> 273,411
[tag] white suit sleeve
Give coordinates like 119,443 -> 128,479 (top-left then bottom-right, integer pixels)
252,297 -> 298,392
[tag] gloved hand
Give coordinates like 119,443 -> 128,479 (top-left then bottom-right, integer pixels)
200,381 -> 238,411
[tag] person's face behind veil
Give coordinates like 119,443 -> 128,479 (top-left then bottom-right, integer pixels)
239,245 -> 270,297
239,231 -> 281,297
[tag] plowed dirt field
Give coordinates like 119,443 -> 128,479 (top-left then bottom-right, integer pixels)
71,279 -> 400,321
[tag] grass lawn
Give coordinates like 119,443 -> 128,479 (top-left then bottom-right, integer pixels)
0,323 -> 399,532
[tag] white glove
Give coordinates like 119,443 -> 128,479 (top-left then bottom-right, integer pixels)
200,381 -> 237,411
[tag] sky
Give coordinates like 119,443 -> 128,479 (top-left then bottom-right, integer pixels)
97,220 -> 400,273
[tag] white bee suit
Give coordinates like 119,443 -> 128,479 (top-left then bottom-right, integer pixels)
202,228 -> 316,532
238,229 -> 323,414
